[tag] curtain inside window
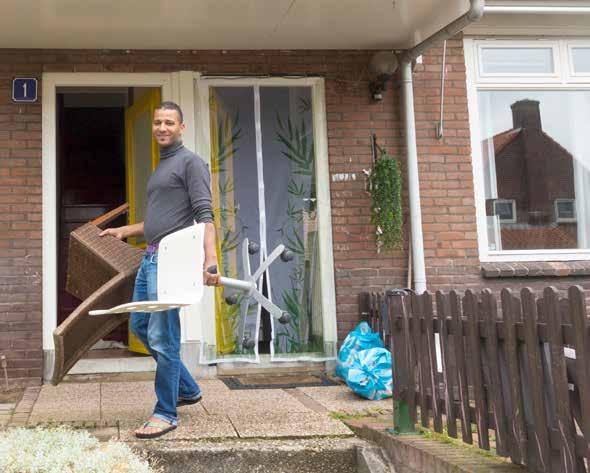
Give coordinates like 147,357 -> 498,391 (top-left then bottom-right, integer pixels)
201,84 -> 335,363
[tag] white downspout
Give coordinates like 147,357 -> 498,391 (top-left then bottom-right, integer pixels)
400,0 -> 485,294
401,61 -> 427,294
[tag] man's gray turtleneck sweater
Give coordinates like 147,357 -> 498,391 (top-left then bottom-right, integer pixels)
143,141 -> 214,245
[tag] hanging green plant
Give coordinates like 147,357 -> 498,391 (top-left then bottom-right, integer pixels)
368,150 -> 403,251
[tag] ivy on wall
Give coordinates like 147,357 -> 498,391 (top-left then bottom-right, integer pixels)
367,149 -> 403,252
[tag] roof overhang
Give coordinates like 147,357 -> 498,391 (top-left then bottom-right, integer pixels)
2,0 -> 475,50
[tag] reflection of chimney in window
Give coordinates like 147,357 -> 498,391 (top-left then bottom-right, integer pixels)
511,99 -> 542,130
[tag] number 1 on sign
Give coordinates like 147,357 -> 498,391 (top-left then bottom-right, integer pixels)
12,78 -> 38,103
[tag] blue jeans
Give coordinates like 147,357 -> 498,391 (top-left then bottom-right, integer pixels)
129,251 -> 201,426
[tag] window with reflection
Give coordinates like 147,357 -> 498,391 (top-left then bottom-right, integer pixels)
479,91 -> 590,251
479,90 -> 590,251
471,40 -> 590,254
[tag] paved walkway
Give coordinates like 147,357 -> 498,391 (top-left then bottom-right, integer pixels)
2,380 -> 526,473
2,379 -> 393,442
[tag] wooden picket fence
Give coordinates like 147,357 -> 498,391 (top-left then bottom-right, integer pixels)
359,286 -> 590,473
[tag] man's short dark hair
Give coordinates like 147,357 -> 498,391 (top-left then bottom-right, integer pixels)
156,101 -> 184,123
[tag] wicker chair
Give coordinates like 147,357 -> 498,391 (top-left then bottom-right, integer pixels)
52,204 -> 144,385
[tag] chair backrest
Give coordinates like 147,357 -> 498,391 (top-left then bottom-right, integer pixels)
157,223 -> 205,304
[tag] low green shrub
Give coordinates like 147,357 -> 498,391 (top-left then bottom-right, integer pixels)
0,426 -> 157,473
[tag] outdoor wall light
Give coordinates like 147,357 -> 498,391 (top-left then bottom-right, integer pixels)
368,51 -> 399,101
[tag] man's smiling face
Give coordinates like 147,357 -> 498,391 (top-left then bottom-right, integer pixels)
152,108 -> 185,147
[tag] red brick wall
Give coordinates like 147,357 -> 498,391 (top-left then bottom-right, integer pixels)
0,81 -> 43,386
410,38 -> 481,291
2,39 -> 589,386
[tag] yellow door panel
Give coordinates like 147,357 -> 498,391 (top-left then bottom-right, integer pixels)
125,89 -> 161,354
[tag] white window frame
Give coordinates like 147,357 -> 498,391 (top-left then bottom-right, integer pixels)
567,40 -> 590,81
555,199 -> 577,223
476,40 -> 561,84
465,38 -> 590,262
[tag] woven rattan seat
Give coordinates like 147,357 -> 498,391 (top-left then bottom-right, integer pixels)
52,204 -> 144,385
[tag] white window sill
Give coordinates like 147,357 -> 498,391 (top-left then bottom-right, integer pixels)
481,250 -> 590,263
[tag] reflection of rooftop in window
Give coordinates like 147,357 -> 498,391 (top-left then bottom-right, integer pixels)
490,98 -> 576,230
492,99 -> 575,158
493,128 -> 522,155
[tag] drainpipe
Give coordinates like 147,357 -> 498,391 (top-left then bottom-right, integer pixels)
403,0 -> 485,64
400,61 -> 427,295
399,0 -> 484,295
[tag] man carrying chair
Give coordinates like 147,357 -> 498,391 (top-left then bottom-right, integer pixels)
99,101 -> 220,439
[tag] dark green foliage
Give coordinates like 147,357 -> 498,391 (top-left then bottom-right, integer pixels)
368,151 -> 403,251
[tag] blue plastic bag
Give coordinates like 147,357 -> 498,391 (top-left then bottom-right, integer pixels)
346,347 -> 393,400
335,321 -> 383,380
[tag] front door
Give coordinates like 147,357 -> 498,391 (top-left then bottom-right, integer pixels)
199,81 -> 335,363
57,94 -> 127,338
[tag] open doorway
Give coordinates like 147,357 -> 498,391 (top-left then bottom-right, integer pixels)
56,86 -> 160,361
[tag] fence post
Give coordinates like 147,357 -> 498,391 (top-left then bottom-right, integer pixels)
388,289 -> 417,435
393,400 -> 415,435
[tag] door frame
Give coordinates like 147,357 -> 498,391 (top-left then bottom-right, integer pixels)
193,75 -> 338,360
42,73 -> 176,378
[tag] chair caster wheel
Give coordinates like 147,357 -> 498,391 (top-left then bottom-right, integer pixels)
280,249 -> 294,262
278,312 -> 291,324
225,294 -> 239,305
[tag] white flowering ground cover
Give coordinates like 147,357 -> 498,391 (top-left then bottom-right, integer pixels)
0,426 -> 158,473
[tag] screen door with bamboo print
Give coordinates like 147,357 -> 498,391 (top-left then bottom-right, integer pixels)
202,84 -> 333,363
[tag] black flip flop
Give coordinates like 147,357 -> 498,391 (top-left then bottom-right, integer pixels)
177,394 -> 202,407
135,419 -> 177,439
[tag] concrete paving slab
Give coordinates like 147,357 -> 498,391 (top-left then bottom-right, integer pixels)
297,386 -> 393,415
18,380 -> 365,444
119,410 -> 237,441
101,381 -> 208,426
89,426 -> 119,442
229,411 -> 353,438
197,379 -> 231,394
202,388 -> 312,416
100,381 -> 156,424
28,383 -> 100,424
114,402 -> 208,428
101,380 -> 155,400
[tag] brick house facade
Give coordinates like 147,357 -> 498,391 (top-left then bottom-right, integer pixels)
2,34 -> 590,387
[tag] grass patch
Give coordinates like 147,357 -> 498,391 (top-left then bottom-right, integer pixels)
416,426 -> 499,459
329,408 -> 389,421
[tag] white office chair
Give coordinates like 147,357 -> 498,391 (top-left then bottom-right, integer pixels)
89,223 -> 291,326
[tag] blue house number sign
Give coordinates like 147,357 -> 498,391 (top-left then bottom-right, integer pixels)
12,78 -> 38,103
